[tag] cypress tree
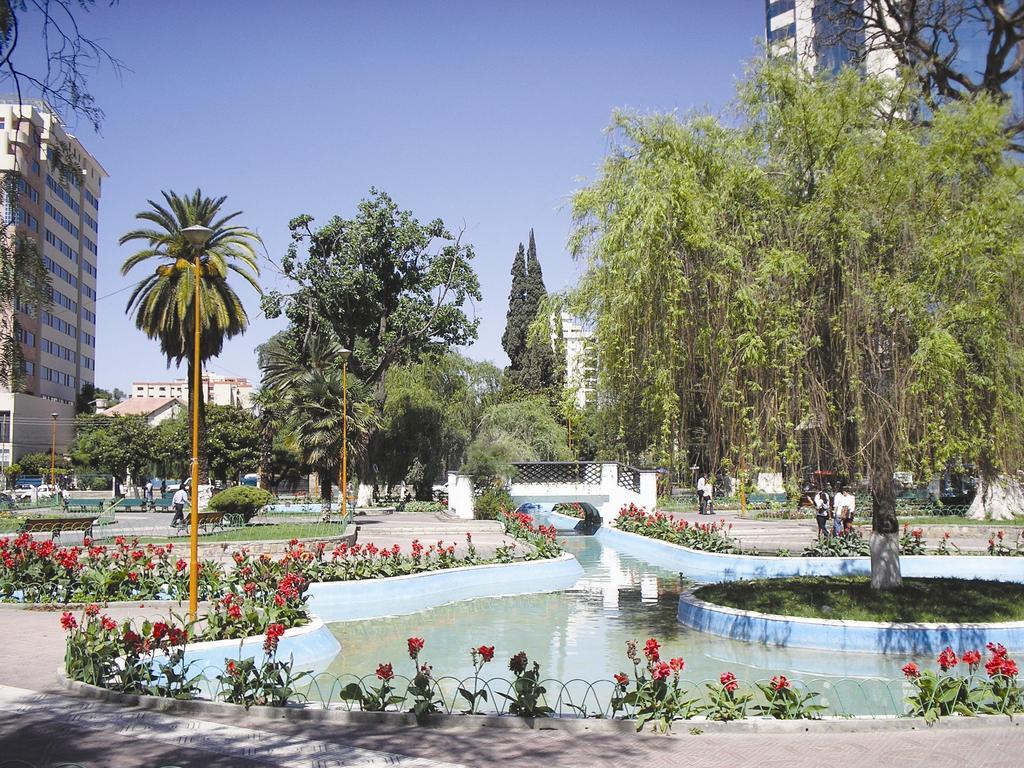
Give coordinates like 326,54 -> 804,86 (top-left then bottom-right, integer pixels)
501,243 -> 529,374
519,229 -> 558,391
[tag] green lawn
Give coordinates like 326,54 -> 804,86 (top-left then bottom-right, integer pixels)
122,521 -> 350,544
695,577 -> 1024,623
895,516 -> 1024,528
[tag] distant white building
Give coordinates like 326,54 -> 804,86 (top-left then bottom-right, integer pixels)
130,373 -> 253,409
560,312 -> 596,409
101,396 -> 184,426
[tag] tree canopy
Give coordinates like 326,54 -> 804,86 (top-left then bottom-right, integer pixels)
570,59 -> 1024,584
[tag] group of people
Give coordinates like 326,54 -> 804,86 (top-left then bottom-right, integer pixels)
811,485 -> 856,537
140,478 -> 191,528
695,473 -> 716,515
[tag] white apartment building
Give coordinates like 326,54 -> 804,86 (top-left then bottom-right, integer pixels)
766,0 -> 896,75
131,373 -> 254,409
0,98 -> 105,466
560,312 -> 596,409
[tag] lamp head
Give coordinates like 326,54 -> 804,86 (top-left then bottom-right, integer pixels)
181,225 -> 214,248
339,347 -> 352,363
51,412 -> 58,419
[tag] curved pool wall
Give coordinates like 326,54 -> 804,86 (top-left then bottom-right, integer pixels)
678,592 -> 1024,655
181,618 -> 341,676
545,510 -> 585,532
307,552 -> 585,622
595,525 -> 1024,584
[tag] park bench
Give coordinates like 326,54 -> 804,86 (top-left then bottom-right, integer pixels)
152,497 -> 174,513
115,498 -> 150,514
19,515 -> 98,541
64,498 -> 106,515
175,510 -> 244,535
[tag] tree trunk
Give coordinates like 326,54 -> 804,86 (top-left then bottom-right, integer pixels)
969,474 -> 1024,520
868,426 -> 902,590
318,467 -> 333,520
186,354 -> 209,485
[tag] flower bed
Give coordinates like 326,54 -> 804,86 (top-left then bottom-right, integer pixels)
614,504 -> 740,552
58,630 -> 1024,729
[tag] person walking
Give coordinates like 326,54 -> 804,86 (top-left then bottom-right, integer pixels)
170,485 -> 189,529
814,489 -> 829,538
160,479 -> 167,497
834,486 -> 853,536
696,473 -> 707,515
702,477 -> 714,515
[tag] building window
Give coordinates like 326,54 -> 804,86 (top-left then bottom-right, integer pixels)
0,411 -> 9,443
31,160 -> 39,175
768,0 -> 795,16
768,21 -> 796,44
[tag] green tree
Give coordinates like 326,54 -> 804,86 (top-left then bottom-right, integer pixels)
205,404 -> 260,485
119,190 -> 261,483
502,243 -> 529,371
259,332 -> 379,509
262,189 -> 481,501
151,416 -> 188,481
571,60 -> 1024,588
70,415 -> 154,486
503,230 -> 558,393
463,397 -> 569,487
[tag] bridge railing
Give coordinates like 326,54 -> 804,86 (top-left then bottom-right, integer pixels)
511,462 -> 603,485
616,464 -> 641,494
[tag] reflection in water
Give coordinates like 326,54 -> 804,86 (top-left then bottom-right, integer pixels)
325,533 -> 909,714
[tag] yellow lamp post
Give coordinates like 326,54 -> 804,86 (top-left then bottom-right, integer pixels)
339,348 -> 351,522
181,224 -> 213,620
49,412 -> 57,488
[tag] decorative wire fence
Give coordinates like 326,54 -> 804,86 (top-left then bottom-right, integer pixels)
174,667 -> 908,720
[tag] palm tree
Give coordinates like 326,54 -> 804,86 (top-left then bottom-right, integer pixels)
260,332 -> 378,513
120,190 -> 261,483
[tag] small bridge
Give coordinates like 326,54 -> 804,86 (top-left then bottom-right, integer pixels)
447,462 -> 658,521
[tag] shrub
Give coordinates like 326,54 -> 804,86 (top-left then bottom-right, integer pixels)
474,487 -> 511,520
208,486 -> 272,521
403,500 -> 443,515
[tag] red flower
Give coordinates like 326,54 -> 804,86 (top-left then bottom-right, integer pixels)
376,662 -> 394,681
652,662 -> 671,681
263,622 -> 286,654
770,675 -> 790,691
228,604 -> 242,620
720,671 -> 738,693
407,636 -> 425,660
509,651 -> 529,675
1002,659 -> 1019,678
902,662 -> 921,679
151,622 -> 169,642
669,657 -> 685,673
167,627 -> 187,646
100,616 -> 117,632
987,642 -> 1008,659
962,649 -> 982,669
614,672 -> 629,687
937,646 -> 958,672
60,612 -> 77,631
643,638 -> 660,663
84,603 -> 100,617
226,660 -> 237,675
175,558 -> 187,572
477,645 -> 494,663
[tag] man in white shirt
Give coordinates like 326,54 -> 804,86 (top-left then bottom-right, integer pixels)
171,487 -> 189,528
834,487 -> 854,535
696,474 -> 707,514
703,479 -> 714,515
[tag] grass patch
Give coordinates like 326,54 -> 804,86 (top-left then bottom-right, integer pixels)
102,522 -> 350,545
695,577 -> 1024,623
896,516 -> 1024,528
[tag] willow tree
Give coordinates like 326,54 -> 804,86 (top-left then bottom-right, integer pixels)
571,60 -> 1024,588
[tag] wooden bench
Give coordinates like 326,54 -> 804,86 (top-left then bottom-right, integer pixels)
65,499 -> 106,515
19,515 -> 98,541
176,510 -> 242,535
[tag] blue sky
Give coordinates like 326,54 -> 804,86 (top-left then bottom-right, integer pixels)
46,1 -> 765,390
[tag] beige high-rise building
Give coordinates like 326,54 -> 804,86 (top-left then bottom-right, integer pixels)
131,373 -> 254,410
0,98 -> 106,466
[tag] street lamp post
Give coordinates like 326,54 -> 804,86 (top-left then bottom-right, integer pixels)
49,413 -> 57,488
339,348 -> 351,523
181,224 -> 213,621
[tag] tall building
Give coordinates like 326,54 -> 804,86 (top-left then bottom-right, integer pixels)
560,312 -> 596,409
0,98 -> 106,467
131,373 -> 254,410
765,0 -> 895,75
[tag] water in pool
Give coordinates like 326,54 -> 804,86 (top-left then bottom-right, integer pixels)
320,529 -> 908,715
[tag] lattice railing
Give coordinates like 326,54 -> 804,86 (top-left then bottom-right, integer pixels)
512,462 -> 603,485
616,464 -> 641,494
